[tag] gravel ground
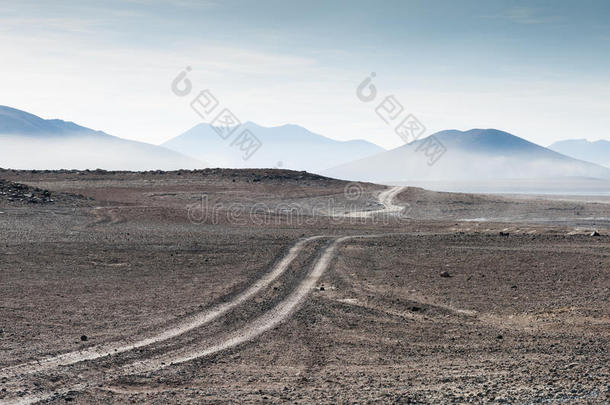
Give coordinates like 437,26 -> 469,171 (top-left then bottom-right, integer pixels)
0,169 -> 608,404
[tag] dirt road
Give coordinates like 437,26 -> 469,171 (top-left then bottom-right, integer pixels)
0,236 -> 325,378
1,184 -> 411,404
344,186 -> 405,218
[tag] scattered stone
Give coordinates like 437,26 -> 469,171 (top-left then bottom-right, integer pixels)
319,286 -> 325,291
496,334 -> 503,340
440,271 -> 451,278
0,180 -> 55,204
80,335 -> 88,342
499,231 -> 510,236
590,231 -> 600,237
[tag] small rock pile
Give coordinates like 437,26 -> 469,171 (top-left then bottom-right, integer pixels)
0,179 -> 54,204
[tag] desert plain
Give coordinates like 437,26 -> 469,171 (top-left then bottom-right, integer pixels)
0,169 -> 608,404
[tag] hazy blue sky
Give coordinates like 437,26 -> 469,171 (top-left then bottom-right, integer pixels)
2,0 -> 609,148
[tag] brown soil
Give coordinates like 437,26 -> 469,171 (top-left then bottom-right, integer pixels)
0,169 -> 608,404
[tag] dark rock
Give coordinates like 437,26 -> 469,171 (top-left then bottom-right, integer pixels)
499,231 -> 510,236
80,335 -> 88,341
440,271 -> 451,278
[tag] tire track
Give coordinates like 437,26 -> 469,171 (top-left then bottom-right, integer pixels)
120,235 -> 349,375
0,236 -> 324,380
2,187 -> 408,404
4,233 -> 404,405
119,232 -> 411,376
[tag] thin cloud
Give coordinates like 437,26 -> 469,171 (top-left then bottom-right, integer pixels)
503,7 -> 563,25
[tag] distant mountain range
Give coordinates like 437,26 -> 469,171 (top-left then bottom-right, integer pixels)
549,139 -> 610,169
0,106 -> 202,170
2,106 -> 609,186
162,122 -> 385,172
323,129 -> 610,183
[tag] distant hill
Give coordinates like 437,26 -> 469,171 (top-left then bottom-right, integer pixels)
0,106 -> 106,136
0,106 -> 203,170
548,139 -> 610,169
162,122 -> 384,172
323,129 -> 610,183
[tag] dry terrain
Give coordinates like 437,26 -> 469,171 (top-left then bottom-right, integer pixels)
0,169 -> 608,404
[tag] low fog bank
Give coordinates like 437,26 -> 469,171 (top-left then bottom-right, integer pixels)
0,134 -> 204,171
324,151 -> 610,183
390,177 -> 610,196
323,129 -> 610,192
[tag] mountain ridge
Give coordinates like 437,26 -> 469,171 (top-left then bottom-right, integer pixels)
0,105 -> 109,137
162,121 -> 385,172
323,128 -> 610,183
548,138 -> 610,168
0,106 -> 204,170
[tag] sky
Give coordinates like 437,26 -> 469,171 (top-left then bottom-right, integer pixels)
1,0 -> 609,149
